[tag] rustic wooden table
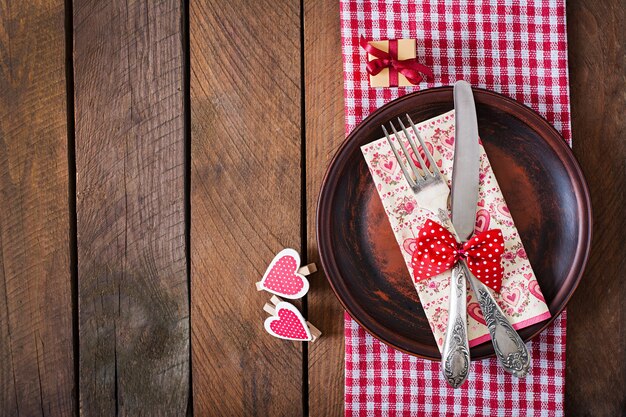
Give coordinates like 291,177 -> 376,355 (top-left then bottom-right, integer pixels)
0,0 -> 623,416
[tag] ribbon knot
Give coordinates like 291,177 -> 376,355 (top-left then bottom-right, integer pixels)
360,36 -> 433,87
410,219 -> 505,292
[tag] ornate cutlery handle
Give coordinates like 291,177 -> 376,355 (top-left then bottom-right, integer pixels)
441,261 -> 470,388
467,269 -> 531,378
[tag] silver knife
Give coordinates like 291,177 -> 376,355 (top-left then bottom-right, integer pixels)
450,80 -> 531,378
440,80 -> 477,388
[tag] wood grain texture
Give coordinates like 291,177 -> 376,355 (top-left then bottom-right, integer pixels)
304,0 -> 345,415
73,1 -> 188,415
189,0 -> 303,415
0,1 -> 75,416
565,0 -> 626,415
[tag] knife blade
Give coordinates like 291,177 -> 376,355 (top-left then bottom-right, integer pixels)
450,80 -> 531,378
451,80 -> 480,242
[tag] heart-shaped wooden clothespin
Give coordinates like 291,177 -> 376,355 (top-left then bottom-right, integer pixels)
255,248 -> 316,299
263,295 -> 321,342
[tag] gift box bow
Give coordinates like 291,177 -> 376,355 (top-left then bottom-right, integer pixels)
360,36 -> 433,87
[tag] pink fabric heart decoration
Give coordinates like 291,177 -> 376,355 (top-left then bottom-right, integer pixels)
408,141 -> 442,170
380,156 -> 398,175
402,238 -> 418,256
467,302 -> 486,325
528,280 -> 545,302
258,248 -> 309,299
497,202 -> 512,218
264,302 -> 311,341
474,208 -> 491,234
501,287 -> 521,306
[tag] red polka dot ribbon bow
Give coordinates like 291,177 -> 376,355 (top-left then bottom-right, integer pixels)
411,219 -> 505,292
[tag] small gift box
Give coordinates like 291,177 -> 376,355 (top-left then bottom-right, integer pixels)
361,37 -> 433,88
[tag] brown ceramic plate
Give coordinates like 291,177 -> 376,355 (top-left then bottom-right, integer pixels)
317,87 -> 591,360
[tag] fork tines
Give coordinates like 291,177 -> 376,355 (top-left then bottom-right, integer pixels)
382,114 -> 443,190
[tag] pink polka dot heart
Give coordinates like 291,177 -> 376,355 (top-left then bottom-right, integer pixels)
264,302 -> 311,341
259,248 -> 309,299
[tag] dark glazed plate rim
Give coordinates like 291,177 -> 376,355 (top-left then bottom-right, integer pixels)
316,86 -> 592,360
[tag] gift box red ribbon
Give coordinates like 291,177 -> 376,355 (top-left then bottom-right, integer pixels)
360,36 -> 433,86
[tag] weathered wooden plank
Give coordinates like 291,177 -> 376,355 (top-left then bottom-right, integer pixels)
0,1 -> 75,416
565,0 -> 626,415
189,0 -> 303,415
304,0 -> 346,415
73,1 -> 188,415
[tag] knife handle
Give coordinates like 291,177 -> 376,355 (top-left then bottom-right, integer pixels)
441,261 -> 470,388
467,269 -> 531,378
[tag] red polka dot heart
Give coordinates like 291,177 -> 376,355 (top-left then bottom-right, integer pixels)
256,248 -> 311,299
264,300 -> 312,341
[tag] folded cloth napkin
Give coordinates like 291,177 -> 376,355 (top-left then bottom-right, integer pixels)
341,0 -> 571,415
361,111 -> 551,350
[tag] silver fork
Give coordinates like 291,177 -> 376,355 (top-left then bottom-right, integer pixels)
383,115 -> 471,388
382,117 -> 449,217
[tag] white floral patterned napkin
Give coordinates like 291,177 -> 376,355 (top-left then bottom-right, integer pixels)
361,110 -> 550,351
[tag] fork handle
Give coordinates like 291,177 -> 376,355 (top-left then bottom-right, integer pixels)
441,261 -> 470,388
467,272 -> 531,378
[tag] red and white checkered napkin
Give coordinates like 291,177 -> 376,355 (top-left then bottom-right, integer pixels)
340,1 -> 571,415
